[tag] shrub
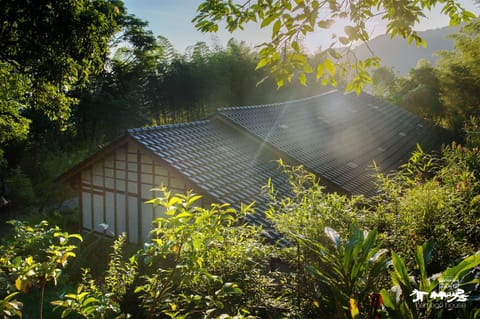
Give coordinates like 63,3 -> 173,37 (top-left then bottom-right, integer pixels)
365,145 -> 479,272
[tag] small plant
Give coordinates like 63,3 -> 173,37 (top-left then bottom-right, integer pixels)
134,188 -> 253,318
381,241 -> 480,318
0,220 -> 82,319
294,226 -> 388,318
0,292 -> 22,319
368,144 -> 478,271
52,233 -> 137,319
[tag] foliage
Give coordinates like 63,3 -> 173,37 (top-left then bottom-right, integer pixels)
193,0 -> 475,91
365,144 -> 479,272
3,167 -> 36,213
0,292 -> 22,319
265,162 -> 384,317
52,234 -> 137,319
436,20 -> 480,129
2,162 -> 480,318
0,0 -> 131,127
371,66 -> 397,98
265,160 -> 361,243
265,151 -> 480,317
51,190 -> 271,318
294,226 -> 388,318
0,0 -> 158,213
134,188 -> 264,318
381,241 -> 480,318
0,63 -> 30,146
375,20 -> 480,131
0,220 -> 82,319
391,60 -> 444,120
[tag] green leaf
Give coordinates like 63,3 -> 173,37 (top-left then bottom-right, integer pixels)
317,19 -> 335,29
298,72 -> 307,86
82,297 -> 98,307
339,37 -> 349,45
273,19 -> 281,35
325,59 -> 336,76
391,251 -> 410,287
261,14 -> 276,28
256,58 -> 269,70
291,41 -> 300,52
380,289 -> 396,310
440,253 -> 480,283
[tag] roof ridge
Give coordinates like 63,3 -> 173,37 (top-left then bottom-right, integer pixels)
217,89 -> 338,111
127,119 -> 210,134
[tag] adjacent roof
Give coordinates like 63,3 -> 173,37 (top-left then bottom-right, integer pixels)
218,90 -> 451,195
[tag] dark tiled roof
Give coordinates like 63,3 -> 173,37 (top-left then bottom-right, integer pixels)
128,120 -> 290,243
218,90 -> 451,195
126,90 -> 451,242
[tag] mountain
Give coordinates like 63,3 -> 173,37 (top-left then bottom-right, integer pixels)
354,25 -> 461,75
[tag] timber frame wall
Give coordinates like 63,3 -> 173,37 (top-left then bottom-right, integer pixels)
78,140 -> 202,244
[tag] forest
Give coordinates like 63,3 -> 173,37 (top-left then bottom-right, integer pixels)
1,0 -> 480,318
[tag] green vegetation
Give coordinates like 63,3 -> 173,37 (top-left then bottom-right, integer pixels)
371,19 -> 480,132
194,0 -> 475,91
2,1 -> 480,318
1,151 -> 480,318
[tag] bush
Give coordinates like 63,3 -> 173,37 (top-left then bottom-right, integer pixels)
365,144 -> 479,272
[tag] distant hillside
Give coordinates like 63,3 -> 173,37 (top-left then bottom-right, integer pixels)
354,25 -> 461,75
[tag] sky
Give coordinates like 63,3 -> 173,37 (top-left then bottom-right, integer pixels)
122,0 -> 479,53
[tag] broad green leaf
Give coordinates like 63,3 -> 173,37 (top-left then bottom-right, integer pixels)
391,251 -> 410,287
261,14 -> 276,28
380,289 -> 396,310
440,253 -> 480,283
256,58 -> 269,70
82,297 -> 98,307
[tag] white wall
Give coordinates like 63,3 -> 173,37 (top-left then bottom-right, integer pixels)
79,141 -> 195,244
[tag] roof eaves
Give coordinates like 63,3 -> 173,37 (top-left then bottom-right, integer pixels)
55,134 -> 130,184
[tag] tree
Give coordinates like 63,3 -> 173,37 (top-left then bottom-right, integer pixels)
436,20 -> 480,129
193,0 -> 476,92
0,0 -> 129,121
0,0 -> 157,212
379,20 -> 480,130
371,66 -> 396,98
390,60 -> 444,121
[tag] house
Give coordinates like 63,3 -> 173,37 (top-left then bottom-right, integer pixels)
59,90 -> 452,244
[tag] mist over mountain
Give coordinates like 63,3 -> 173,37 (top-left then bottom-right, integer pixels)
354,25 -> 461,75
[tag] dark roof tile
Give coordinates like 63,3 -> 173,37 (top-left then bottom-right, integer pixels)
128,119 -> 290,234
99,90 -> 454,242
218,90 -> 451,195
